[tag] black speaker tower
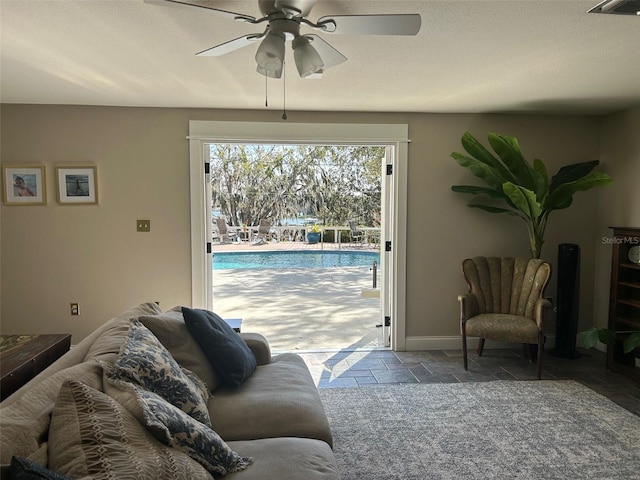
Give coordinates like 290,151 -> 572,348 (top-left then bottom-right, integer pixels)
553,243 -> 582,358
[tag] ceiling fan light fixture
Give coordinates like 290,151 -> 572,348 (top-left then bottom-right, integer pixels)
256,63 -> 283,78
255,31 -> 285,76
305,70 -> 324,79
292,36 -> 324,78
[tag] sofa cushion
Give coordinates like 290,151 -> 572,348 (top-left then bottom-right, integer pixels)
225,438 -> 340,480
8,457 -> 72,480
83,302 -> 163,362
106,319 -> 211,426
138,308 -> 221,392
182,307 -> 257,388
48,380 -> 211,480
104,377 -> 252,477
209,353 -> 333,447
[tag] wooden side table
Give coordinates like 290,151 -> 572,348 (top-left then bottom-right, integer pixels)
1,334 -> 71,401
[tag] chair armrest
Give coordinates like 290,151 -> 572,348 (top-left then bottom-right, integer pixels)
457,293 -> 479,323
240,333 -> 272,365
534,298 -> 553,330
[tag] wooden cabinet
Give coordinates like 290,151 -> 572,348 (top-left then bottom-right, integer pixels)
608,227 -> 640,380
1,334 -> 71,401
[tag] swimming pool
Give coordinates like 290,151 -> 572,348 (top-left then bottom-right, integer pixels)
213,250 -> 380,270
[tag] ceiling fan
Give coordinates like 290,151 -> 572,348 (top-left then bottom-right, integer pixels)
145,0 -> 421,79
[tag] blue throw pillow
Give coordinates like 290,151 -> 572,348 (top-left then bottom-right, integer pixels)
182,307 -> 257,388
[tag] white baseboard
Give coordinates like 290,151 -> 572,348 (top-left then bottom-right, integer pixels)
403,335 -> 557,352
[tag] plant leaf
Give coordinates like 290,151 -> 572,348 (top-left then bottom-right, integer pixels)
452,185 -> 519,211
460,132 -> 515,182
502,182 -> 542,219
487,134 -> 537,191
544,172 -> 613,211
451,152 -> 504,190
532,158 -> 549,200
451,185 -> 507,199
467,204 -> 519,215
549,160 -> 600,192
598,329 -> 617,345
578,327 -> 602,349
623,332 -> 640,353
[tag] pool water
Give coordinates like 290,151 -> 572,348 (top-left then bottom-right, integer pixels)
213,250 -> 380,270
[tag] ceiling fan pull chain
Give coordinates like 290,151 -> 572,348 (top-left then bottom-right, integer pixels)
282,60 -> 288,121
265,73 -> 268,107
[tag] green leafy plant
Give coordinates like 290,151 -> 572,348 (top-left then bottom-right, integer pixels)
308,224 -> 321,233
579,328 -> 640,354
451,132 -> 613,258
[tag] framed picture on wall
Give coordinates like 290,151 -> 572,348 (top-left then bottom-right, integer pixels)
56,166 -> 98,205
2,165 -> 47,205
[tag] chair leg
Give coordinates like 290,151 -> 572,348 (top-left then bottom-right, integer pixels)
461,325 -> 468,371
536,334 -> 545,380
477,338 -> 485,357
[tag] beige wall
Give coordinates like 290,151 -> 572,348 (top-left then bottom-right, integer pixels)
0,104 -> 613,347
593,106 -> 640,334
403,113 -> 604,345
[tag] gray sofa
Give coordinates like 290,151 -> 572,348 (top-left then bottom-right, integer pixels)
0,303 -> 339,479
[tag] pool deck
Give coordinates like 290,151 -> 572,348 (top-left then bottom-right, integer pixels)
211,240 -> 383,352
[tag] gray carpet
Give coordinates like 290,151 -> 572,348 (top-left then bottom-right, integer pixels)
318,381 -> 640,480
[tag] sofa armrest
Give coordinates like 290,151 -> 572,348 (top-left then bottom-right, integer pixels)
240,333 -> 272,365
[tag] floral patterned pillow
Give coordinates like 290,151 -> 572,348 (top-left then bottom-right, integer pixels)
110,381 -> 253,477
106,320 -> 211,427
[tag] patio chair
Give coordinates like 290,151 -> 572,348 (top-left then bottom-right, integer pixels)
348,221 -> 365,245
215,217 -> 238,243
458,257 -> 552,379
253,219 -> 273,244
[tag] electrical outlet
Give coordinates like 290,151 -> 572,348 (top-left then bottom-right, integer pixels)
70,303 -> 79,316
137,219 -> 151,232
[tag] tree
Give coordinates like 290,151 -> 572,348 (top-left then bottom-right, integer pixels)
209,144 -> 384,227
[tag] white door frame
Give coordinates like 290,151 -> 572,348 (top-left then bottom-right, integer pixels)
188,121 -> 408,351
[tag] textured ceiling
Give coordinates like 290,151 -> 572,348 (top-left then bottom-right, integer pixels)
1,0 -> 639,114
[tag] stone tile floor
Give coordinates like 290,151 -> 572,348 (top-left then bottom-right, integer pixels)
297,347 -> 640,416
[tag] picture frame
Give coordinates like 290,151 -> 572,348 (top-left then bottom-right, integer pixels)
56,166 -> 98,205
2,165 -> 47,205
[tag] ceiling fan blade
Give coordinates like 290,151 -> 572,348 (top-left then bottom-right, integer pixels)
196,34 -> 262,57
144,0 -> 257,23
317,14 -> 421,36
305,35 -> 347,70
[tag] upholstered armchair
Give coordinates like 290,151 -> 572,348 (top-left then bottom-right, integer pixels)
458,257 -> 552,379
